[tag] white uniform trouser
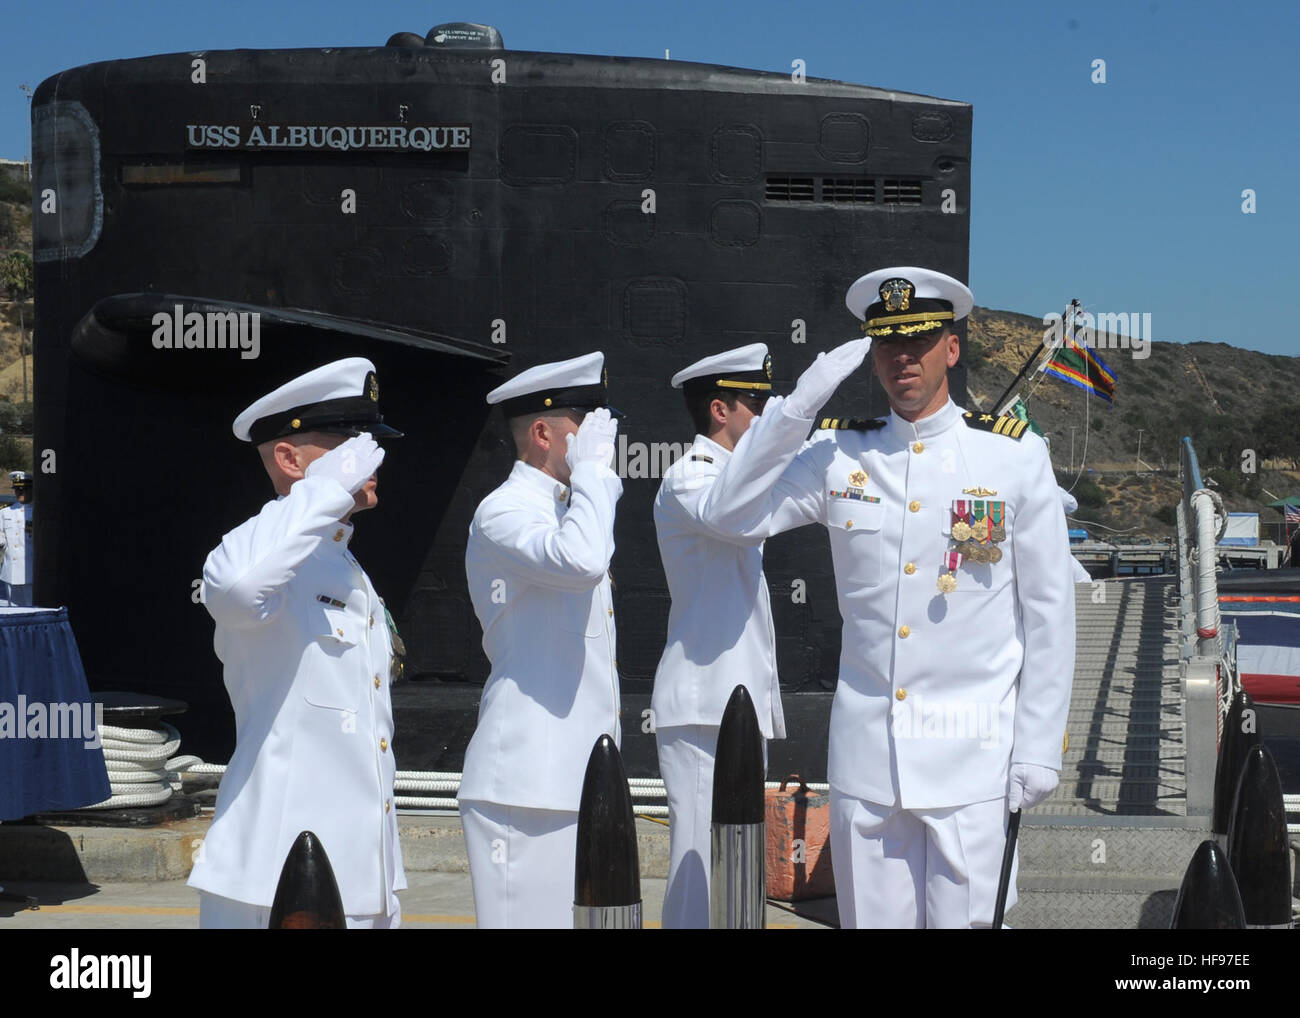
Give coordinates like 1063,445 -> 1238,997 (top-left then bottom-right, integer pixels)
829,789 -> 1016,929
656,724 -> 767,930
460,800 -> 579,929
198,891 -> 401,929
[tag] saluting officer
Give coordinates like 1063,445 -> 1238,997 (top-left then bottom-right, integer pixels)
652,344 -> 799,928
0,472 -> 34,607
189,357 -> 406,929
461,352 -> 623,928
700,267 -> 1075,928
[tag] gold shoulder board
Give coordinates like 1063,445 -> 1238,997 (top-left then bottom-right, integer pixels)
962,412 -> 1029,440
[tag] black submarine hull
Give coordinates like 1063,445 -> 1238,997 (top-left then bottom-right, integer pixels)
31,31 -> 972,774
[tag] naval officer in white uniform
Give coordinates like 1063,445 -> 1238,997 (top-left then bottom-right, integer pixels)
461,352 -> 622,928
190,358 -> 406,928
0,472 -> 34,607
700,268 -> 1075,927
652,344 -> 793,928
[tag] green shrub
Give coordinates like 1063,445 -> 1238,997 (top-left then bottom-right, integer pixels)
1073,476 -> 1107,510
0,435 -> 31,472
0,179 -> 30,204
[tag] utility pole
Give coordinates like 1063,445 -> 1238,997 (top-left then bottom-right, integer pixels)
17,85 -> 34,407
1136,429 -> 1145,473
19,84 -> 33,170
17,301 -> 26,405
1070,426 -> 1077,473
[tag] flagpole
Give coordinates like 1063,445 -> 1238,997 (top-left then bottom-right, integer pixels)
989,299 -> 1078,416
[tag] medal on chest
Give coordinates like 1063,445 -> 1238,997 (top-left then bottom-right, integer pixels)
941,491 -> 1007,593
829,466 -> 880,505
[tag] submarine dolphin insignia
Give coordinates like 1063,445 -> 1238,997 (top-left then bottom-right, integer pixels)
29,20 -> 972,777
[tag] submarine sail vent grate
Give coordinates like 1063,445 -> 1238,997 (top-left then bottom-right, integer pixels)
821,177 -> 875,203
764,176 -> 815,202
881,179 -> 924,204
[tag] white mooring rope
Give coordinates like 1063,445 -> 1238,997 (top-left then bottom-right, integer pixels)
82,722 -> 201,809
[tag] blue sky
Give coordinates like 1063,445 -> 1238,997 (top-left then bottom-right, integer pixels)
2,0 -> 1295,354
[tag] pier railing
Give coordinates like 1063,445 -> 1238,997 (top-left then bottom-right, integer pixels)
1176,437 -> 1233,815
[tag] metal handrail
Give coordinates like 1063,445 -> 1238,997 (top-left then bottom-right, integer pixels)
1177,437 -> 1234,815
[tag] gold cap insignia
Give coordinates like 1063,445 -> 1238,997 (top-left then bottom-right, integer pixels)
879,277 -> 914,312
763,353 -> 773,380
366,372 -> 379,403
290,418 -> 301,429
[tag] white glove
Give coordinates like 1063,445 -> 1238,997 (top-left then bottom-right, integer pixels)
305,432 -> 385,494
1008,762 -> 1059,812
784,337 -> 872,420
565,408 -> 618,473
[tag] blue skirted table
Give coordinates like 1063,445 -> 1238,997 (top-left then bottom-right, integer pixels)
0,607 -> 111,821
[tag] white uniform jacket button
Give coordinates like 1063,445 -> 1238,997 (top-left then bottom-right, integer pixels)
333,528 -> 345,542
380,737 -> 389,752
896,688 -> 908,701
912,441 -> 925,453
374,673 -> 381,689
904,562 -> 916,575
908,500 -> 921,513
898,625 -> 910,638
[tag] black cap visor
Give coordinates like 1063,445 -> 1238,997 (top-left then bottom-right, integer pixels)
248,395 -> 403,443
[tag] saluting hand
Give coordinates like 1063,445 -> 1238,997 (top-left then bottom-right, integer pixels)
784,337 -> 872,420
565,408 -> 618,473
306,433 -> 386,494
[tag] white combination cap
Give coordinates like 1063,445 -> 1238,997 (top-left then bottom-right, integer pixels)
486,351 -> 621,418
670,343 -> 774,398
845,266 -> 974,338
233,356 -> 402,443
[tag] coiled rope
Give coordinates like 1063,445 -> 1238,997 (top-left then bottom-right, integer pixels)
83,722 -> 203,809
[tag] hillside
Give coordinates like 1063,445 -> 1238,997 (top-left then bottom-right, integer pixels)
0,192 -> 33,403
965,307 -> 1300,541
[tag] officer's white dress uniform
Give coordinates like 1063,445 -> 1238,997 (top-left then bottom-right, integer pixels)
461,353 -> 622,928
188,359 -> 405,928
0,473 -> 34,607
701,271 -> 1075,928
651,345 -> 790,927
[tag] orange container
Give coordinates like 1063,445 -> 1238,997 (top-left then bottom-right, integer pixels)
765,776 -> 835,901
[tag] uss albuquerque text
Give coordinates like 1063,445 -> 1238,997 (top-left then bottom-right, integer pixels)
185,123 -> 471,152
